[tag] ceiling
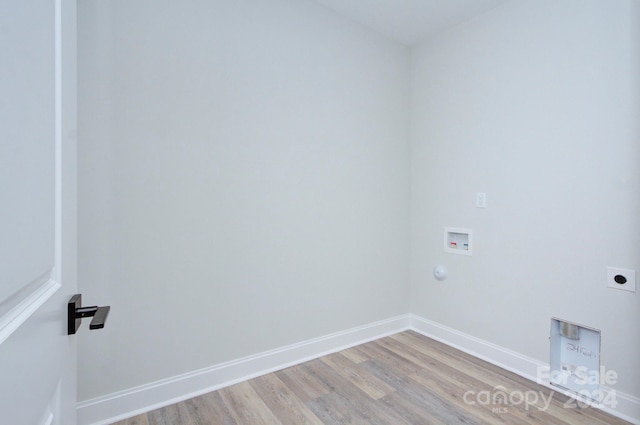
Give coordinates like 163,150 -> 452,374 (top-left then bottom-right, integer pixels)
312,0 -> 510,46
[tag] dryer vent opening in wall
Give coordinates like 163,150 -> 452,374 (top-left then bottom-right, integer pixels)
550,318 -> 601,402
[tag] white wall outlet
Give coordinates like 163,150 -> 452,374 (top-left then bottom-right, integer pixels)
607,267 -> 636,292
476,192 -> 486,208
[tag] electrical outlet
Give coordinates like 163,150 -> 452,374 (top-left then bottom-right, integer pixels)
607,267 -> 636,292
476,192 -> 486,208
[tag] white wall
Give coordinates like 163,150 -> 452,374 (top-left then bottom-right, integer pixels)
78,0 -> 410,401
78,0 -> 640,413
410,0 -> 640,398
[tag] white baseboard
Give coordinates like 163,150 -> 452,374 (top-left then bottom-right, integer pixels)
77,313 -> 640,425
408,314 -> 640,425
408,314 -> 547,382
76,314 -> 412,425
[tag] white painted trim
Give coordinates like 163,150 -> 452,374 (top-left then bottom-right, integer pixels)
0,278 -> 61,345
76,314 -> 411,425
409,314 -> 546,381
76,313 -> 640,425
54,0 -> 63,285
601,388 -> 640,425
408,314 -> 640,425
39,411 -> 54,425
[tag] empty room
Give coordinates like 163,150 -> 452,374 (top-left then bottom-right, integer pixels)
2,0 -> 638,424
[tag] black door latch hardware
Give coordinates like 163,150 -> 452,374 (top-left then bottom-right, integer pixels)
68,294 -> 111,335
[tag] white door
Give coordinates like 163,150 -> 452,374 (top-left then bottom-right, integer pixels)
0,1 -> 78,424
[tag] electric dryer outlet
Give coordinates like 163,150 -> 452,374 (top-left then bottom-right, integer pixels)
607,267 -> 636,293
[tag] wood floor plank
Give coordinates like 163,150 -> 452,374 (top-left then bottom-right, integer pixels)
390,333 -> 578,425
248,373 -> 324,425
339,345 -> 371,364
110,414 -> 150,425
365,340 -> 530,425
377,336 -> 544,425
392,332 -> 627,425
378,390 -> 454,425
302,358 -> 414,425
218,381 -> 283,425
390,331 -> 542,399
355,340 -> 421,376
110,331 -> 633,425
361,358 -> 482,425
306,391 -> 382,425
182,391 -> 238,425
275,362 -> 330,402
319,352 -> 395,400
146,403 -> 195,425
409,363 -> 544,425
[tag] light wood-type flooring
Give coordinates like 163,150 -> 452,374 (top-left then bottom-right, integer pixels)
112,331 -> 631,425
